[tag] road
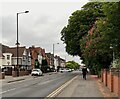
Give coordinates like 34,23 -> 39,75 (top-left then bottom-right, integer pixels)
1,71 -> 79,98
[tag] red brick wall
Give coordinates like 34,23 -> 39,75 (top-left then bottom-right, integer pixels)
107,72 -> 111,91
0,72 -> 5,79
103,69 -> 107,86
113,75 -> 119,95
119,76 -> 120,97
19,71 -> 29,76
101,69 -> 119,97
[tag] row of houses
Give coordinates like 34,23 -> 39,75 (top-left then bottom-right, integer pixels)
0,43 -> 66,75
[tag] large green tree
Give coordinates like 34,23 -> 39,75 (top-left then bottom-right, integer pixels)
61,2 -> 120,74
80,2 -> 120,71
61,2 -> 104,56
102,2 -> 120,58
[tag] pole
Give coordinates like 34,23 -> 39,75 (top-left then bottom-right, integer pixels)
113,51 -> 114,64
16,11 -> 29,76
64,47 -> 66,68
16,13 -> 19,76
53,44 -> 54,68
52,43 -> 59,70
17,13 -> 19,68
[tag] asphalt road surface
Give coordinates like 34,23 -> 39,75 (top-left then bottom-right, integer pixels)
1,71 -> 79,98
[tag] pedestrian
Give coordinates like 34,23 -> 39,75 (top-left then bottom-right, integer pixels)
82,66 -> 88,80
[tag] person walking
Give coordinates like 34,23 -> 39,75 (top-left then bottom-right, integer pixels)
82,66 -> 88,80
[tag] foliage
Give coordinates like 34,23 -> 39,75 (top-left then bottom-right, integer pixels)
35,59 -> 40,68
60,2 -> 104,56
81,2 -> 120,71
42,59 -> 48,66
60,2 -> 120,75
112,59 -> 120,68
66,61 -> 80,70
41,59 -> 49,73
102,2 -> 120,58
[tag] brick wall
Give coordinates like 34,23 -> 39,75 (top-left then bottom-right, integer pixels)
12,70 -> 29,77
113,74 -> 119,95
0,72 -> 5,79
101,69 -> 120,97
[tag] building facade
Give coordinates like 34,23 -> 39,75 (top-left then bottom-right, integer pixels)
0,44 -> 31,75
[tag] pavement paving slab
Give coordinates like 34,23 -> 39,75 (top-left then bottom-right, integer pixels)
57,74 -> 118,98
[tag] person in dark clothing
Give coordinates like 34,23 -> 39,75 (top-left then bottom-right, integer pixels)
82,66 -> 88,80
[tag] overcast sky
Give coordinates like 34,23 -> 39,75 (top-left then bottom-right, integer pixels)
1,0 -> 89,64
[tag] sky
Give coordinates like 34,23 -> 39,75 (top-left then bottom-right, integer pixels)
1,0 -> 89,64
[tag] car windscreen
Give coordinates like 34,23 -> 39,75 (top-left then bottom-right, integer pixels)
32,70 -> 39,72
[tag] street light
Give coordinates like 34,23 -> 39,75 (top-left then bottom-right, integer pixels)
16,11 -> 29,76
53,43 -> 59,70
110,46 -> 114,69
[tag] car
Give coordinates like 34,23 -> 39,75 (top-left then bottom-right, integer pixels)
31,69 -> 43,76
59,68 -> 68,73
59,68 -> 72,73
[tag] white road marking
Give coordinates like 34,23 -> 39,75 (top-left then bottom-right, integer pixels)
38,79 -> 55,85
0,88 -> 16,94
46,75 -> 78,97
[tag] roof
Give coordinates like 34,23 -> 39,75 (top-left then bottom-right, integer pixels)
0,43 -> 9,57
29,46 -> 46,58
4,46 -> 26,57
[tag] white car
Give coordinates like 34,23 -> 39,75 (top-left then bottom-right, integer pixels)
59,68 -> 72,73
31,69 -> 43,76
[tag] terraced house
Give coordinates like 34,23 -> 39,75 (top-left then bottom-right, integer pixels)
0,43 -> 31,76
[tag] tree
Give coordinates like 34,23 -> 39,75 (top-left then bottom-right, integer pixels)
61,2 -> 120,75
41,59 -> 48,73
66,61 -> 80,70
61,2 -> 105,57
102,2 -> 120,58
80,2 -> 120,73
35,59 -> 40,68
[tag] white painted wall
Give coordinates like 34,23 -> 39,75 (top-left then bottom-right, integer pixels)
61,62 -> 65,67
38,54 -> 42,65
0,58 -> 3,67
54,58 -> 59,70
3,53 -> 12,65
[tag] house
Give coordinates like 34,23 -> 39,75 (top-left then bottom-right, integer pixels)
59,58 -> 66,68
29,45 -> 46,69
0,43 -> 31,75
54,55 -> 66,71
45,53 -> 54,67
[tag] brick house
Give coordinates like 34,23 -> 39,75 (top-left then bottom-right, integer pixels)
29,45 -> 46,69
45,53 -> 54,67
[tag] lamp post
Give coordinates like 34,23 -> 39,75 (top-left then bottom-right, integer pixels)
110,46 -> 114,69
53,43 -> 59,70
16,11 -> 29,76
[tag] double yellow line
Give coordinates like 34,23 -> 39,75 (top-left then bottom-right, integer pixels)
45,75 -> 78,98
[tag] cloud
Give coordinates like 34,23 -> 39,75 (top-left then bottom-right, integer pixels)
2,16 -> 16,44
1,2 -> 89,64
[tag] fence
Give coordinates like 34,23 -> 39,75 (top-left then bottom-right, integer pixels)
101,69 -> 120,97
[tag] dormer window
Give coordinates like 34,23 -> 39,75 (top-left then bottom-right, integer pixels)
7,55 -> 10,60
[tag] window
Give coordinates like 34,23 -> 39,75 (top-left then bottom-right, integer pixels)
28,56 -> 31,62
7,55 -> 10,60
23,56 -> 26,61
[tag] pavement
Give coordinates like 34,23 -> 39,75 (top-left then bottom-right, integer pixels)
0,72 -> 119,98
56,74 -> 118,98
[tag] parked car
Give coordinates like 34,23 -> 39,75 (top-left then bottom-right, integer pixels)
31,69 -> 43,76
59,68 -> 72,73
